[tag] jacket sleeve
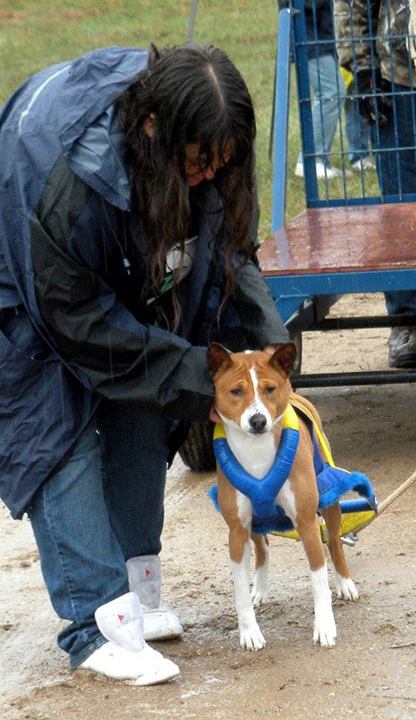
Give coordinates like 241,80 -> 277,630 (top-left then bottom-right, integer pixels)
333,0 -> 381,71
214,180 -> 289,350
31,167 -> 213,422
228,258 -> 290,348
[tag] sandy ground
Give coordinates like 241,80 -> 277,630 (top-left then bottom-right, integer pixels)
1,293 -> 416,720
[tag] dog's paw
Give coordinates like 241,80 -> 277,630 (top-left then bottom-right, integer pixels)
239,623 -> 266,651
336,575 -> 359,601
313,611 -> 337,648
250,585 -> 267,608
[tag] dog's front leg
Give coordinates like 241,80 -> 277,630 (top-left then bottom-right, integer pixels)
298,518 -> 337,647
250,533 -> 269,607
229,520 -> 266,651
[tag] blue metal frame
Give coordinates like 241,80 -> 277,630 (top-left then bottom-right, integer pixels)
271,8 -> 292,231
268,4 -> 416,364
271,2 -> 416,213
268,268 -> 416,324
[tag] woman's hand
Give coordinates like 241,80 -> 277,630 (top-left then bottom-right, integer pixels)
209,404 -> 221,423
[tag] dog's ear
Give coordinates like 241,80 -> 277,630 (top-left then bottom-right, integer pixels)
268,342 -> 297,377
207,343 -> 233,378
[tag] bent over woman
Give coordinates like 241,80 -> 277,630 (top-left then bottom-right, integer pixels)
0,42 -> 288,684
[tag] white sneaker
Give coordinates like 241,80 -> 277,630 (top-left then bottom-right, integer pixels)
295,160 -> 351,179
143,605 -> 184,641
315,161 -> 352,179
78,641 -> 180,684
294,160 -> 305,177
351,156 -> 376,172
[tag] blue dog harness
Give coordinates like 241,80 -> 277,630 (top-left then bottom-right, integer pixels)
210,404 -> 377,537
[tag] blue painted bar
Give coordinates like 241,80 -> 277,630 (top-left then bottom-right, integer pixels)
265,267 -> 416,322
271,8 -> 292,232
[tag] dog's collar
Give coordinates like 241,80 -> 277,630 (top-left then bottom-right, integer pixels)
213,405 -> 300,518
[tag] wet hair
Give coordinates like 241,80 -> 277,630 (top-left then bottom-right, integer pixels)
117,42 -> 256,329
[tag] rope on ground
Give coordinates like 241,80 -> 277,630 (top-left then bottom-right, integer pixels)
376,468 -> 416,515
344,468 -> 416,543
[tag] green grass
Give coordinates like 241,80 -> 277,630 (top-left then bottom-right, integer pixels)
0,1 -> 379,237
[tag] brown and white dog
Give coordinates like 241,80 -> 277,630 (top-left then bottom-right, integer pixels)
207,342 -> 358,651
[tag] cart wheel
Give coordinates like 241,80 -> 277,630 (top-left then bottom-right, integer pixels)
178,421 -> 216,472
291,333 -> 302,380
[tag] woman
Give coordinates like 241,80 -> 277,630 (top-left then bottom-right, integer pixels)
0,43 -> 288,684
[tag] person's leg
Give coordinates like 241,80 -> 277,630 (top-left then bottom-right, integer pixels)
375,83 -> 416,199
28,415 -> 180,682
97,399 -> 169,561
345,97 -> 372,166
28,419 -> 129,668
373,83 -> 416,366
308,54 -> 346,165
97,400 -> 183,639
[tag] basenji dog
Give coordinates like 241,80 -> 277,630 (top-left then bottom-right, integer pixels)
207,342 -> 358,651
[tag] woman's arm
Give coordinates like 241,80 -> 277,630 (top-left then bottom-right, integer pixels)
31,163 -> 213,421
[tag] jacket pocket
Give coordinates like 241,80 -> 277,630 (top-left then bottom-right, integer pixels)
0,308 -> 55,442
0,307 -> 52,363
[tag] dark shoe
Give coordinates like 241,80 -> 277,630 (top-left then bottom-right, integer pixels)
388,327 -> 416,368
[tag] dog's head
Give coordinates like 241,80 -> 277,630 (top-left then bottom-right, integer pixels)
207,343 -> 297,435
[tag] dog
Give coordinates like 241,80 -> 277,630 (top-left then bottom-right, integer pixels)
207,341 -> 359,651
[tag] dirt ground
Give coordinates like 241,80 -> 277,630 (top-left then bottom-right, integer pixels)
1,293 -> 416,720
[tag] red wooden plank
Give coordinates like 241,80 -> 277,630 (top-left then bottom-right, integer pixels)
259,204 -> 416,276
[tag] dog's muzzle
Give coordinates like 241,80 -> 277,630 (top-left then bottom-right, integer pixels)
248,413 -> 268,434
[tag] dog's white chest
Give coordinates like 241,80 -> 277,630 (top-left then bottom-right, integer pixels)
225,429 -> 276,479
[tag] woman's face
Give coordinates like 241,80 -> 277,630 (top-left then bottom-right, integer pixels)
184,142 -> 232,187
142,116 -> 233,187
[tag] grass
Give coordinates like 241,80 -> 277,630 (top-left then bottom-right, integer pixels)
0,1 -> 380,237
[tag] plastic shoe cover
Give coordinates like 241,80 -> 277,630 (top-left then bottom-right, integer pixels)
127,555 -> 161,609
126,556 -> 183,640
95,591 -> 144,653
143,605 -> 184,641
79,641 -> 180,684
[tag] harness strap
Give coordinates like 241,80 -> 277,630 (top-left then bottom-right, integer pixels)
212,402 -> 377,534
213,405 -> 300,518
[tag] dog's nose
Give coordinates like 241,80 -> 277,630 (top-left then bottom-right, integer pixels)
249,413 -> 267,433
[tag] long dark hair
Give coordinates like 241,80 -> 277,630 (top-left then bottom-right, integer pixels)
117,42 -> 256,327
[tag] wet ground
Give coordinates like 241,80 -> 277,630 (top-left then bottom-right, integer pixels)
1,294 -> 416,720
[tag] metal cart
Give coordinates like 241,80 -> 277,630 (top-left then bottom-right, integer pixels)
260,1 -> 416,388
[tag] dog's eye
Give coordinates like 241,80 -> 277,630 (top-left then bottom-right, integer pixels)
230,388 -> 243,397
264,386 -> 276,396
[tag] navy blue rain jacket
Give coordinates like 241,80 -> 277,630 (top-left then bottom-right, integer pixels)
0,47 -> 288,519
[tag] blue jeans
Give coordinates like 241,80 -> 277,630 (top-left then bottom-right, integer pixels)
298,54 -> 347,167
28,400 -> 169,669
344,96 -> 372,164
373,82 -> 416,316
